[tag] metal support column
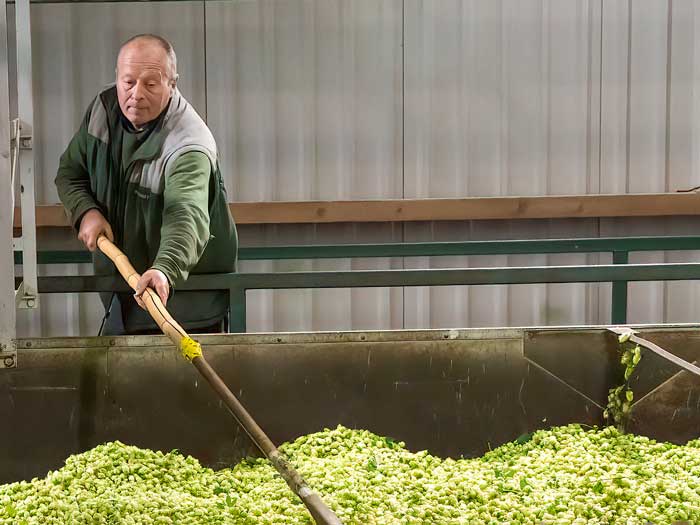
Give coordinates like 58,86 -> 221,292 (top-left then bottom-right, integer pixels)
13,0 -> 38,310
0,0 -> 17,367
611,251 -> 629,325
229,287 -> 247,333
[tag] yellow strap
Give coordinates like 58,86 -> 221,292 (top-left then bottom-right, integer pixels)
180,337 -> 203,361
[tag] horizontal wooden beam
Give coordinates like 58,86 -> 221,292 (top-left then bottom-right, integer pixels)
14,193 -> 700,228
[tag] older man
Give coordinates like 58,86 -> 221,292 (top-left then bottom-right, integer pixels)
55,34 -> 237,335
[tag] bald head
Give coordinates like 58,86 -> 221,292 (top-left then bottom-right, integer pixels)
115,34 -> 178,128
118,34 -> 177,81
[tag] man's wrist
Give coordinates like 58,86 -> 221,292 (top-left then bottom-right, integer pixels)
150,265 -> 175,296
73,204 -> 100,231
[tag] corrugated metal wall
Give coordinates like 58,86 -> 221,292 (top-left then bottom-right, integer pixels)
11,0 -> 700,337
204,0 -> 406,333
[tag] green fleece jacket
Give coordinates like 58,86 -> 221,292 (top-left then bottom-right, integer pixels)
55,85 -> 238,331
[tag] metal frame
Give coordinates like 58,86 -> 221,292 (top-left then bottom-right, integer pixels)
16,235 -> 700,329
16,322 -> 700,347
608,326 -> 700,378
0,0 -> 17,367
29,261 -> 700,333
17,236 -> 700,264
12,0 -> 38,310
8,323 -> 699,483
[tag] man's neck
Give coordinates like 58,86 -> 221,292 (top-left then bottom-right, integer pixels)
120,112 -> 149,134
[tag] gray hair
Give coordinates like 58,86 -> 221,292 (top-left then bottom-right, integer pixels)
118,34 -> 178,83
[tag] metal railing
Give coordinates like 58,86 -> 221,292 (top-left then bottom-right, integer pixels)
15,236 -> 700,332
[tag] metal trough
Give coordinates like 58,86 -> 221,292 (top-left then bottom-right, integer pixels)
1,325 -> 699,483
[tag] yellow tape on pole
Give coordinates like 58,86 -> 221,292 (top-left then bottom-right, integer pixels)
180,337 -> 203,361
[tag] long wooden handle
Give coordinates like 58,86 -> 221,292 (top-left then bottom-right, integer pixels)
96,235 -> 188,347
95,235 -> 343,525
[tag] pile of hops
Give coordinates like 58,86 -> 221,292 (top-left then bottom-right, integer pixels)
2,424 -> 700,524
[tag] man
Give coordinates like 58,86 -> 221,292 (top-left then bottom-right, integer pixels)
55,34 -> 238,335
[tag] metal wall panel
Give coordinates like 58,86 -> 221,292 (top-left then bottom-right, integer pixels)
204,0 -> 404,333
404,0 -> 597,199
599,1 -> 700,326
662,1 -> 700,324
402,0 -> 604,329
204,0 -> 403,201
629,1 -> 668,194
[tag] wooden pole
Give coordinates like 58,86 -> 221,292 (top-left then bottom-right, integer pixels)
96,235 -> 342,525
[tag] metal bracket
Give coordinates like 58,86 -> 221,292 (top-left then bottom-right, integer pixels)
10,116 -> 38,310
0,341 -> 16,369
10,117 -> 32,150
608,325 -> 636,342
15,281 -> 37,309
608,326 -> 700,378
0,352 -> 16,368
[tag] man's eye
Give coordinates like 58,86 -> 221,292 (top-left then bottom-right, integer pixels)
147,82 -> 158,88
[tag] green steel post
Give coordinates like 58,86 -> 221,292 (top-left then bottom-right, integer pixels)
229,287 -> 247,333
611,251 -> 629,324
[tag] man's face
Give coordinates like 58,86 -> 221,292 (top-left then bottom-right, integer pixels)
116,42 -> 174,128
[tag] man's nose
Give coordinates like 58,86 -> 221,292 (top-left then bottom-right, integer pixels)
131,82 -> 145,100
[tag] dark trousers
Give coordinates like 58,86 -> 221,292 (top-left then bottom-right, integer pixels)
99,294 -> 228,336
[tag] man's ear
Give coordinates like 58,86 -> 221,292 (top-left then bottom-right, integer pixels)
170,74 -> 179,89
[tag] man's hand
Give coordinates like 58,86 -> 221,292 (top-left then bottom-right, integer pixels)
134,268 -> 170,310
78,209 -> 114,252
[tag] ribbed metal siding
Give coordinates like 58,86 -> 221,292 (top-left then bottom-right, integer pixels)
11,0 -> 700,336
402,0 -> 602,329
600,1 -> 700,326
205,1 -> 404,332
